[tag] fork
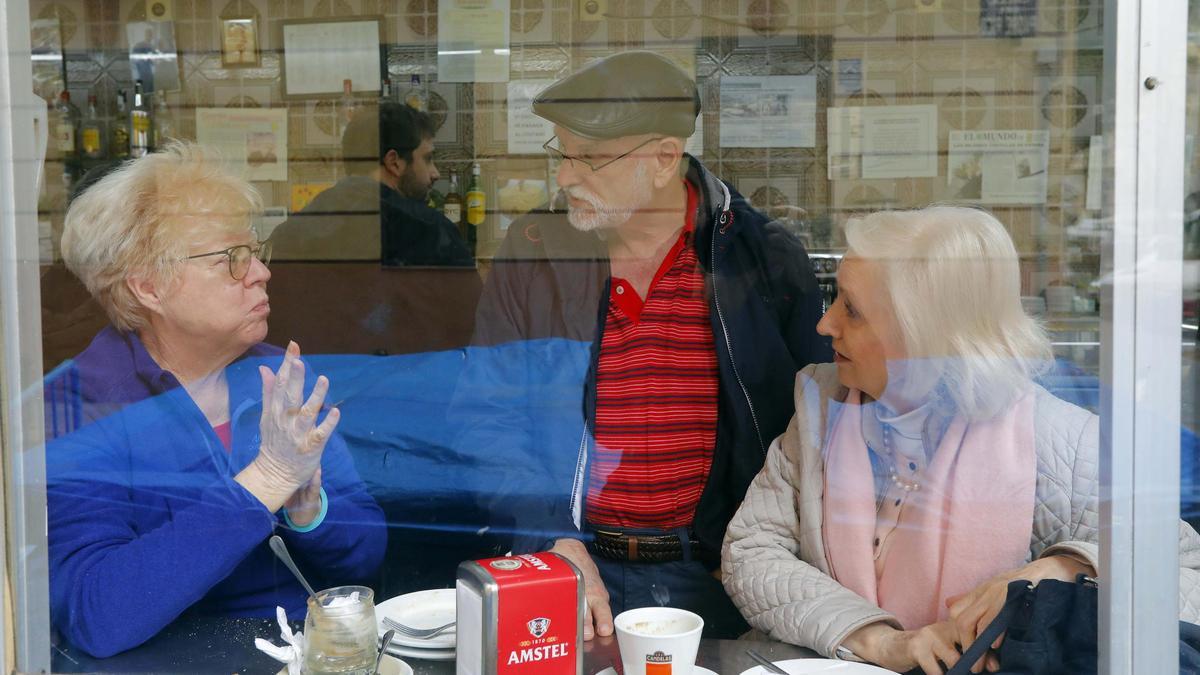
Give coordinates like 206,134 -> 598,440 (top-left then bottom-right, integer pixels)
382,616 -> 456,639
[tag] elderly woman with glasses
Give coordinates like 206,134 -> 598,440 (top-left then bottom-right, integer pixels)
43,142 -> 386,658
722,206 -> 1200,675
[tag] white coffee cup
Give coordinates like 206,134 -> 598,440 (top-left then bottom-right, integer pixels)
614,607 -> 704,675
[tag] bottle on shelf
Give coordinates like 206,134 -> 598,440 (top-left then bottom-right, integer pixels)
403,74 -> 427,111
80,94 -> 104,160
443,171 -> 463,232
380,78 -> 393,103
53,90 -> 80,185
130,80 -> 151,158
153,91 -> 175,149
465,162 -> 485,252
111,90 -> 130,159
339,78 -> 358,137
426,186 -> 444,211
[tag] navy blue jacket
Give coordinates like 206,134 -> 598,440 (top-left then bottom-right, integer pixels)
43,328 -> 387,657
269,175 -> 474,267
463,156 -> 831,563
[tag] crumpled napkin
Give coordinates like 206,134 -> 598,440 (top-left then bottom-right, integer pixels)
255,606 -> 306,675
323,591 -> 361,608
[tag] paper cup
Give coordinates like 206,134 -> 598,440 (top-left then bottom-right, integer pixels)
614,607 -> 704,675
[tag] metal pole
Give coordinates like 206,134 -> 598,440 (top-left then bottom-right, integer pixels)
1100,0 -> 1188,673
0,0 -> 52,669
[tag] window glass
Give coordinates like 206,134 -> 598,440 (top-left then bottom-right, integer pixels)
20,0 -> 1180,672
1186,0 -> 1200,531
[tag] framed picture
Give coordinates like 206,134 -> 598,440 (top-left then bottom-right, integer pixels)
221,17 -> 260,68
30,18 -> 65,103
126,21 -> 181,93
281,16 -> 383,98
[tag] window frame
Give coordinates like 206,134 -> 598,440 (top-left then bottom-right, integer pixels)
1099,0 -> 1190,673
0,0 -> 1192,672
1,0 -> 52,669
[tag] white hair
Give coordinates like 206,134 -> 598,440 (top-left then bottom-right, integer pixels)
843,205 -> 1052,420
565,160 -> 652,232
62,141 -> 262,332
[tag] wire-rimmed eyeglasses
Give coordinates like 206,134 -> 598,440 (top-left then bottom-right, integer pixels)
185,242 -> 272,281
542,136 -> 663,173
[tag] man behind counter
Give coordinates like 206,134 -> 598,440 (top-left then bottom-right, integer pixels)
270,102 -> 473,268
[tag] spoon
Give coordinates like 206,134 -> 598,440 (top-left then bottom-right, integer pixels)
269,534 -> 317,599
374,629 -> 395,674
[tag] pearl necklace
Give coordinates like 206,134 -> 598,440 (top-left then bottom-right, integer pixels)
888,465 -> 921,492
882,423 -> 922,492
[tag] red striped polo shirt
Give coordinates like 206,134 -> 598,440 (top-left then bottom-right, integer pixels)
586,180 -> 719,529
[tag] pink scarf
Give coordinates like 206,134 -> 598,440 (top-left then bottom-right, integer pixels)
822,390 -> 1036,629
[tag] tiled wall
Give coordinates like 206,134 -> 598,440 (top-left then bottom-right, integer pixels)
34,0 -> 1104,269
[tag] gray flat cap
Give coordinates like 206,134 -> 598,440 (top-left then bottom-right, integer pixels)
532,51 -> 700,140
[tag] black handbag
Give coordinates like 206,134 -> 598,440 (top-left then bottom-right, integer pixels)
944,575 -> 1097,675
944,575 -> 1200,675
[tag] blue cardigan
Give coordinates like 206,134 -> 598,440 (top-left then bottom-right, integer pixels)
43,327 -> 387,658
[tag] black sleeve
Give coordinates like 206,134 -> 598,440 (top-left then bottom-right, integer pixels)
762,221 -> 833,369
469,226 -> 535,346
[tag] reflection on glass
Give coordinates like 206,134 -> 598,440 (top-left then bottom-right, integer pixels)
20,0 -> 1176,671
1185,0 -> 1200,532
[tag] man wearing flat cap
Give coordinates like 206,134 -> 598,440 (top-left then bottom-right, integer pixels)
461,51 -> 830,638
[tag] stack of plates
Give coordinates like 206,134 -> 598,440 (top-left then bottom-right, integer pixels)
375,589 -> 457,662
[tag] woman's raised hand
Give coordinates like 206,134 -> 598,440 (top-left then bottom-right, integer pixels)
284,468 -> 323,527
236,341 -> 340,512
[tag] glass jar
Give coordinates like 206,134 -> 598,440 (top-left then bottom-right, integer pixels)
302,586 -> 377,675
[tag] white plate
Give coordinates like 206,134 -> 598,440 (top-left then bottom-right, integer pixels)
595,662 -> 715,667
737,658 -> 899,674
385,641 -> 457,661
375,588 -> 457,649
278,654 -> 412,675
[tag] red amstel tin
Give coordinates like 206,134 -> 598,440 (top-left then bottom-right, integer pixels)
456,552 -> 584,675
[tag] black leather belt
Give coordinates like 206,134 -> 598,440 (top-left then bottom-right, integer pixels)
589,528 -> 699,563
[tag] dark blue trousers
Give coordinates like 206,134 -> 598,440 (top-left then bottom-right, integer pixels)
592,554 -> 750,639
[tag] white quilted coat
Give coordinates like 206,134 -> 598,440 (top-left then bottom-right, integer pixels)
722,363 -> 1200,657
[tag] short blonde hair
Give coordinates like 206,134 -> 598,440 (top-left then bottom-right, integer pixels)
843,205 -> 1052,420
62,142 -> 263,332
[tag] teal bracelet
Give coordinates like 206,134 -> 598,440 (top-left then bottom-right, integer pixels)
282,487 -> 328,533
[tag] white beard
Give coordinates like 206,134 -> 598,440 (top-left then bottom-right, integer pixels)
565,162 -> 653,232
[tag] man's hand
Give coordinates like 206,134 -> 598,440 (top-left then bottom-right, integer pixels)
946,554 -> 1095,673
550,538 -> 613,640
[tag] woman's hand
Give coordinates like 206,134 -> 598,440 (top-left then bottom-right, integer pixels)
283,468 -> 322,527
235,341 -> 340,511
946,554 -> 1095,673
842,620 -> 962,675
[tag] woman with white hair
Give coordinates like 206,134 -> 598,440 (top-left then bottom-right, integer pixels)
44,142 -> 386,658
722,205 -> 1200,674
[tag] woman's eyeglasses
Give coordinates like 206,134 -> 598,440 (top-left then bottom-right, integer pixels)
185,242 -> 273,281
542,136 -> 662,173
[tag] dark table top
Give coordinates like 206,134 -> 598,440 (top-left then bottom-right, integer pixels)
52,616 -> 819,674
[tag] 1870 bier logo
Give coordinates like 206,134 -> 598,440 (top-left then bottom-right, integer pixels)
527,617 -> 550,638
